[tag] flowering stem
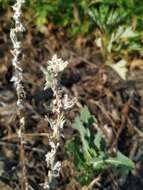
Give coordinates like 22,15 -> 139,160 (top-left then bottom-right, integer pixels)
10,0 -> 28,189
42,55 -> 76,189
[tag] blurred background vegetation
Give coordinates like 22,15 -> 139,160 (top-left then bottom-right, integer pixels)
1,0 -> 143,35
1,0 -> 143,64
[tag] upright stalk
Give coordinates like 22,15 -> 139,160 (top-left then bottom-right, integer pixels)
42,55 -> 76,189
10,0 -> 28,189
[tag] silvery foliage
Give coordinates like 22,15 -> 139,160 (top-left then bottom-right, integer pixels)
10,0 -> 26,135
10,0 -> 28,190
42,55 -> 76,189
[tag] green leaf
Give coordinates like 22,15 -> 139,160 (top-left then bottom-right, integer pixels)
66,106 -> 135,186
93,130 -> 102,150
65,137 -> 85,169
80,106 -> 97,125
115,151 -> 135,169
36,16 -> 47,26
80,106 -> 92,123
109,59 -> 128,80
92,151 -> 135,170
73,116 -> 91,160
119,26 -> 138,39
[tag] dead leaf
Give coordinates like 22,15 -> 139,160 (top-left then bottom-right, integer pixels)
0,58 -> 8,74
75,37 -> 87,49
130,59 -> 143,70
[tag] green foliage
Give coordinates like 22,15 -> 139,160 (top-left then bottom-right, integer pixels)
0,0 -> 14,9
33,0 -> 92,36
65,106 -> 135,186
88,1 -> 143,60
1,0 -> 143,79
1,0 -> 143,41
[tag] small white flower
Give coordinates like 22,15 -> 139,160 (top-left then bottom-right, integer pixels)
47,54 -> 69,74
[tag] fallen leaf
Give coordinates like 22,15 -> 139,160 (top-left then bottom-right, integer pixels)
130,59 -> 143,70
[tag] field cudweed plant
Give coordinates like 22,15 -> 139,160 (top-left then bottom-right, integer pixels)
42,54 -> 76,189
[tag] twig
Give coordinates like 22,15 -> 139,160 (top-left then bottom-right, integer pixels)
85,175 -> 101,190
110,97 -> 132,149
0,141 -> 45,154
2,133 -> 51,141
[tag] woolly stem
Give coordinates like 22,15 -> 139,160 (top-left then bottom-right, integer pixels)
10,0 -> 28,189
42,55 -> 76,189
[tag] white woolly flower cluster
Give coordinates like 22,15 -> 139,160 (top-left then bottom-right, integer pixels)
42,54 -> 68,90
48,54 -> 68,75
43,54 -> 76,189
